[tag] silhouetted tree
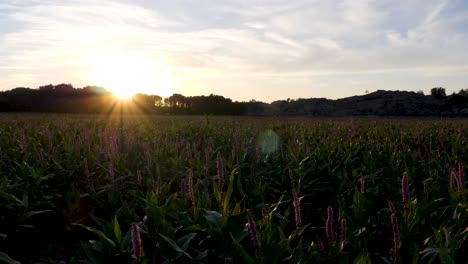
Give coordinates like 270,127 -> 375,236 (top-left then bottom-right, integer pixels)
154,95 -> 163,107
431,87 -> 446,99
164,94 -> 187,108
39,84 -> 54,91
132,94 -> 163,113
449,89 -> 468,111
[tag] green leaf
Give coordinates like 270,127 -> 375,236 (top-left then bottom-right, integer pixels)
204,209 -> 223,226
353,188 -> 366,221
75,224 -> 116,249
237,172 -> 247,199
0,190 -> 23,207
159,233 -> 194,260
113,216 -> 122,244
230,233 -> 255,264
24,210 -> 52,219
231,202 -> 241,216
353,251 -> 371,264
212,180 -> 221,204
289,223 -> 310,239
0,251 -> 21,264
18,225 -> 34,229
176,233 -> 197,251
52,159 -> 64,170
223,169 -> 236,217
121,228 -> 132,250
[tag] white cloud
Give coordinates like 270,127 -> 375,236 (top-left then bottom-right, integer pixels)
264,32 -> 304,49
0,0 -> 467,101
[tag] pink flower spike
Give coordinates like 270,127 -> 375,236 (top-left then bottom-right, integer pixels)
388,201 -> 396,215
292,191 -> 302,229
360,175 -> 365,193
423,182 -> 429,200
247,210 -> 260,255
326,206 -> 337,244
401,172 -> 409,206
458,162 -> 464,193
216,153 -> 225,192
388,201 -> 400,264
341,218 -> 347,241
316,235 -> 325,253
444,228 -> 450,247
131,223 -> 142,262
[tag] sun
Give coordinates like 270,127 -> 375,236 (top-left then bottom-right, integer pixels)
112,89 -> 135,100
82,49 -> 175,99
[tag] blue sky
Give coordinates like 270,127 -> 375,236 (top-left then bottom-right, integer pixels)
1,0 -> 467,102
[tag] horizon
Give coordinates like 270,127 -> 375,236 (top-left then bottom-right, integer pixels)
0,84 -> 450,103
1,1 -> 468,103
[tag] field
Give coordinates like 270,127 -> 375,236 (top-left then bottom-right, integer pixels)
0,114 -> 466,263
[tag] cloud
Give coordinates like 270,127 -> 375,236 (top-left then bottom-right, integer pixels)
264,32 -> 304,49
0,0 -> 467,101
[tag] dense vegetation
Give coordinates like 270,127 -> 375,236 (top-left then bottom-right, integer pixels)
0,114 -> 466,263
1,84 -> 468,116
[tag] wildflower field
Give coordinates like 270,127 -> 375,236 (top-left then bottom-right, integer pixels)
0,114 -> 466,263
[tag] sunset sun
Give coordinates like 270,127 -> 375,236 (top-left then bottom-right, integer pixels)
83,49 -> 175,99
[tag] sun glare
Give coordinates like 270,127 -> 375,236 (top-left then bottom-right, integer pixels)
82,49 -> 175,99
113,89 -> 135,100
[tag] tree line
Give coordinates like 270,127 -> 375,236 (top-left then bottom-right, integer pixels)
0,84 -> 467,116
0,84 -> 251,115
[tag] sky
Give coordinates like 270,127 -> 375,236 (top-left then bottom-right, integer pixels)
1,0 -> 468,102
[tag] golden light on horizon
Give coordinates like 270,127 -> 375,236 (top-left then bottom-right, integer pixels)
82,49 -> 175,99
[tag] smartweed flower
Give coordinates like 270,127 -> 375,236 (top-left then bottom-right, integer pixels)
444,228 -> 450,248
360,175 -> 365,193
217,153 -> 225,208
108,135 -> 120,160
341,218 -> 347,242
131,223 -> 142,262
288,166 -> 295,190
401,172 -> 409,206
83,158 -> 90,190
231,143 -> 236,165
388,201 -> 400,263
186,143 -> 192,167
292,191 -> 301,229
247,210 -> 260,255
156,178 -> 162,195
316,235 -> 325,253
450,170 -> 458,193
188,169 -> 195,203
109,164 -> 115,184
217,153 -> 225,193
83,158 -> 90,178
452,162 -> 465,194
136,170 -> 142,186
458,162 -> 464,190
262,207 -> 268,221
205,149 -> 211,175
423,182 -> 429,200
143,141 -> 151,166
249,165 -> 255,183
326,206 -> 337,244
180,178 -> 187,196
388,200 -> 396,214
